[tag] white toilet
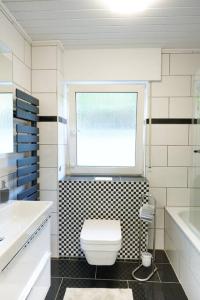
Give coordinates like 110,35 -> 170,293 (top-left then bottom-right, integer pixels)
80,219 -> 121,265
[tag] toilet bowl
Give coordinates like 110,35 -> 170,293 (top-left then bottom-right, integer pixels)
80,219 -> 121,265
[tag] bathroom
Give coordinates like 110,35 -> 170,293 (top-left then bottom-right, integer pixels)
0,0 -> 200,299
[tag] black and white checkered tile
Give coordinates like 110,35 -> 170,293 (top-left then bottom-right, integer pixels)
59,180 -> 149,259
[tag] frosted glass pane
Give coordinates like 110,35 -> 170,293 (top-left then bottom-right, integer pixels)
76,92 -> 137,167
0,93 -> 13,153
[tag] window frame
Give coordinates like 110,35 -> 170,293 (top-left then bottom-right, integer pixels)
67,84 -> 145,176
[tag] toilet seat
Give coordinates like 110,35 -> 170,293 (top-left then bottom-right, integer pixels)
81,219 -> 121,245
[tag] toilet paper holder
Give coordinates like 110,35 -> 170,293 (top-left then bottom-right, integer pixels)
132,194 -> 157,282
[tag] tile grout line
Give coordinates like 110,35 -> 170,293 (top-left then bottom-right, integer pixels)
51,276 -> 161,284
157,270 -> 162,283
55,277 -> 63,300
159,281 -> 182,284
52,258 -> 170,264
95,266 -> 97,279
51,276 -> 134,282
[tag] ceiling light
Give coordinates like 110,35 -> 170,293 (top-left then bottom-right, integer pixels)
103,0 -> 157,14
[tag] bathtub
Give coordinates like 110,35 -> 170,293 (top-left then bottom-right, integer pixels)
165,207 -> 200,300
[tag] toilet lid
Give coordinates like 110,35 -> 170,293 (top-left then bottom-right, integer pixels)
81,219 -> 121,245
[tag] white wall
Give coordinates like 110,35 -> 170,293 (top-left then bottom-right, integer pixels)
147,50 -> 200,249
64,48 -> 161,81
0,9 -> 31,199
32,42 -> 66,257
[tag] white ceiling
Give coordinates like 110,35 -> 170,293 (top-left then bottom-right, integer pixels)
2,0 -> 200,49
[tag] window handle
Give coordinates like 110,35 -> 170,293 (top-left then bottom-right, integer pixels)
194,150 -> 200,153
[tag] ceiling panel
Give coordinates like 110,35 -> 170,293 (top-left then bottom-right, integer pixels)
2,0 -> 200,48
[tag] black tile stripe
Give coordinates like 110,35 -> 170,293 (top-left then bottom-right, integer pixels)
146,118 -> 199,124
39,116 -> 57,122
39,116 -> 67,124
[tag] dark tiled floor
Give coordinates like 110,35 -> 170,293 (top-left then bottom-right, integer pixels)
96,262 -> 160,281
51,259 -> 96,278
45,250 -> 187,300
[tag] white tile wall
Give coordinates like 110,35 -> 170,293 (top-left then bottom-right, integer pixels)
192,76 -> 200,98
189,124 -> 200,145
151,97 -> 169,118
57,70 -> 64,97
148,228 -> 164,249
58,123 -> 67,145
24,41 -> 31,68
51,235 -> 59,257
161,54 -> 170,76
151,76 -> 191,97
148,124 -> 189,145
149,51 -> 200,250
39,168 -> 58,190
147,167 -> 188,188
149,208 -> 164,229
168,146 -> 192,166
40,190 -> 58,212
0,11 -> 25,61
32,70 -> 57,93
0,52 -> 12,81
188,167 -> 200,188
33,93 -> 57,116
58,145 -> 67,169
32,43 -> 65,258
13,55 -> 31,92
169,97 -> 193,118
149,187 -> 167,207
146,146 -> 167,166
32,46 -> 57,70
51,212 -> 58,235
39,145 -> 58,168
170,53 -> 200,75
190,188 -> 200,206
39,122 -> 58,145
167,188 -> 190,206
57,46 -> 64,74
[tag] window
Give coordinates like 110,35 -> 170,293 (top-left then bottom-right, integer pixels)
68,84 -> 145,175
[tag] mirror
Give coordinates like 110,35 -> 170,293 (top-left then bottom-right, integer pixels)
0,41 -> 13,154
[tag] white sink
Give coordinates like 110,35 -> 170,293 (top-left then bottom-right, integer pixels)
0,200 -> 52,272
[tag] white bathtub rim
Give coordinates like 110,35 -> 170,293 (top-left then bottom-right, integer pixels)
165,206 -> 200,254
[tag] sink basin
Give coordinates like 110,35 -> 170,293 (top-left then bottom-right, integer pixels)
0,201 -> 52,272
